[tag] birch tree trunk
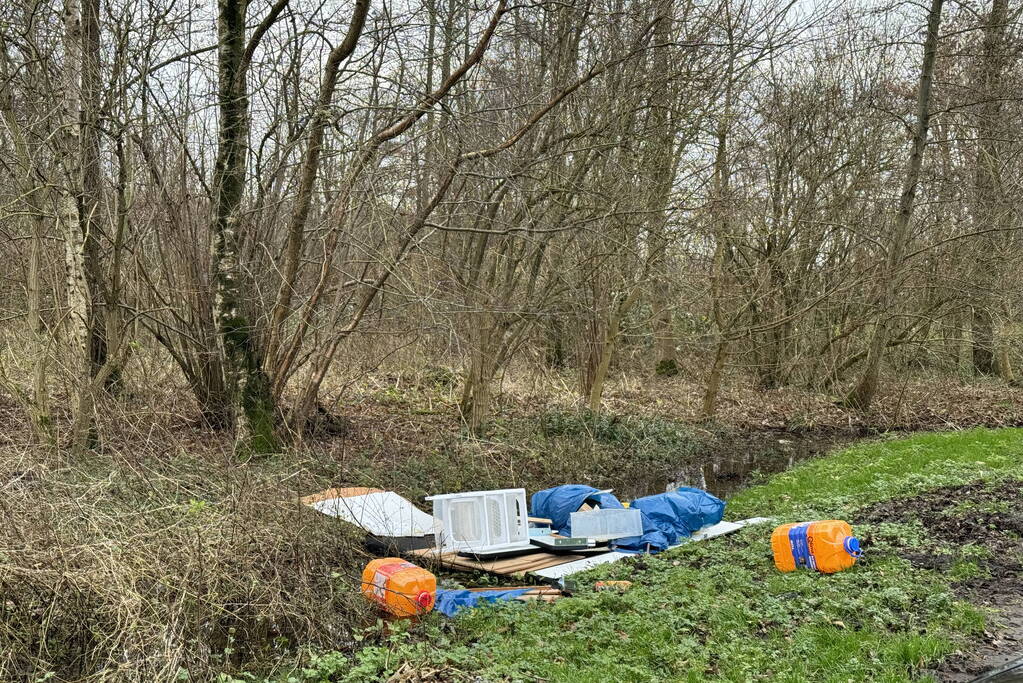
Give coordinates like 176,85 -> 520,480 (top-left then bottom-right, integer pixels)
60,0 -> 99,454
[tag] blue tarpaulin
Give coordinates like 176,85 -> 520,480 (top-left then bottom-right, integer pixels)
530,485 -> 624,536
530,484 -> 726,553
617,487 -> 726,551
434,588 -> 532,617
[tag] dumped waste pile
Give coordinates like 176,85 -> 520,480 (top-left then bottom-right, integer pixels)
303,480 -> 864,620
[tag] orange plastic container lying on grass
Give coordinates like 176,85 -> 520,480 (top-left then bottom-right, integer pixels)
771,520 -> 862,574
361,558 -> 436,617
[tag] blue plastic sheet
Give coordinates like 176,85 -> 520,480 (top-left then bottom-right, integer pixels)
434,588 -> 532,617
616,487 -> 726,551
530,484 -> 726,554
530,485 -> 624,536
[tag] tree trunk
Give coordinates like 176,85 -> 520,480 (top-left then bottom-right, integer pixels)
971,0 -> 1010,379
28,211 -> 52,441
647,3 -> 678,377
996,322 -> 1015,383
587,285 -> 643,412
845,0 -> 943,409
700,337 -> 728,420
587,313 -> 621,412
64,192 -> 94,455
211,0 -> 281,454
701,60 -> 733,420
972,307 -> 996,375
460,327 -> 497,435
0,49 -> 52,442
61,0 -> 99,454
80,0 -> 116,390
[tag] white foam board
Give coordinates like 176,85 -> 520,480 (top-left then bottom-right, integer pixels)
531,552 -> 634,580
687,517 -> 771,542
311,491 -> 441,537
530,517 -> 772,580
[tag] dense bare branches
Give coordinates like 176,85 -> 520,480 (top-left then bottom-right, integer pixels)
1,0 -> 1022,447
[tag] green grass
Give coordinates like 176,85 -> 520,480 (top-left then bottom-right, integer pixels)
729,428 -> 1023,518
244,428 -> 1023,682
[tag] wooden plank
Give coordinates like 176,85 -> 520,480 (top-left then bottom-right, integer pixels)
466,586 -> 562,595
409,547 -> 580,576
299,487 -> 384,504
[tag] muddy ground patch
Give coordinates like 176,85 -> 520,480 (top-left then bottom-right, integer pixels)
856,480 -> 1023,681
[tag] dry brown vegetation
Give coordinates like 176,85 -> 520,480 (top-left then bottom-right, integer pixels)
0,386 -> 376,680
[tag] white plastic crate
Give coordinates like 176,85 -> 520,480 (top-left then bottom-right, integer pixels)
569,508 -> 643,541
425,488 -> 530,554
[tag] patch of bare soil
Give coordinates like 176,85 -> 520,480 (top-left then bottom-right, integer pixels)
856,481 -> 1023,681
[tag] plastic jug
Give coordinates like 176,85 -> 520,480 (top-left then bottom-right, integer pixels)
361,558 -> 436,617
771,520 -> 862,574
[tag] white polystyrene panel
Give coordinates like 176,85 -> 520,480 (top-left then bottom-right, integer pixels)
311,491 -> 441,538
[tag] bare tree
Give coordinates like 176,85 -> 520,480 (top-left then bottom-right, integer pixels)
845,0 -> 944,409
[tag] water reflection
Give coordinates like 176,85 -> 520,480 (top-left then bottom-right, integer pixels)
661,432 -> 852,500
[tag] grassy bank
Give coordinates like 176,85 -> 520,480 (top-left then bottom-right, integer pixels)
293,428 -> 1023,682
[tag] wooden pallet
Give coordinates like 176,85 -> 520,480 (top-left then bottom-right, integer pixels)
409,547 -> 583,576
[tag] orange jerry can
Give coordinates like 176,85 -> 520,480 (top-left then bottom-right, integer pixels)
771,520 -> 862,574
361,558 -> 436,617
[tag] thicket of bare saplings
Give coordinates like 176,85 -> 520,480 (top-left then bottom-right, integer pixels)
0,0 -> 1022,677
2,0 -> 1021,449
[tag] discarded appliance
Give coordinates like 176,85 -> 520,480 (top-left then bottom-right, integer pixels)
570,508 -> 643,541
426,488 -> 533,555
302,488 -> 442,549
434,586 -> 562,616
771,520 -> 862,574
361,558 -> 436,617
529,535 -> 597,550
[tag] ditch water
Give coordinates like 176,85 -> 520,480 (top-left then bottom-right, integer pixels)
659,429 -> 865,500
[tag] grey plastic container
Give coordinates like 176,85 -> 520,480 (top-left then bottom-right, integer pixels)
569,508 -> 643,541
